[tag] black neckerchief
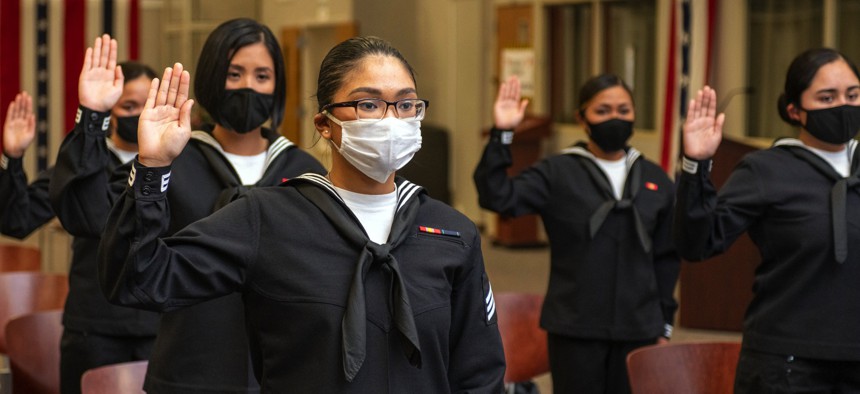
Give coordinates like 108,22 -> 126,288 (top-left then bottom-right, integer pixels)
561,142 -> 652,252
774,138 -> 860,263
191,129 -> 295,211
289,173 -> 423,382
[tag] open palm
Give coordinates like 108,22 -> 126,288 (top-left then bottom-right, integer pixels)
137,63 -> 194,167
3,92 -> 36,158
79,34 -> 124,112
494,75 -> 529,130
683,86 -> 725,160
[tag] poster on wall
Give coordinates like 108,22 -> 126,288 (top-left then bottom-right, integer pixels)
501,48 -> 535,97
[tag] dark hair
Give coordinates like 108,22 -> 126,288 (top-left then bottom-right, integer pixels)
194,18 -> 286,129
578,73 -> 634,114
777,48 -> 860,126
119,61 -> 157,82
315,36 -> 416,112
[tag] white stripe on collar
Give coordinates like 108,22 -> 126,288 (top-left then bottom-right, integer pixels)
560,145 -> 642,170
191,130 -> 295,170
773,138 -> 858,157
294,173 -> 421,213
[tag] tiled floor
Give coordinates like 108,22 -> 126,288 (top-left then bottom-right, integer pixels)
480,234 -> 742,393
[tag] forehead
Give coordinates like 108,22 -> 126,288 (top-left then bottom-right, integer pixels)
586,86 -> 633,107
119,75 -> 151,100
807,60 -> 860,91
337,55 -> 415,97
230,42 -> 274,67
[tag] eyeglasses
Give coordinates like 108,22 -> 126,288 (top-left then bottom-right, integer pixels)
322,98 -> 430,121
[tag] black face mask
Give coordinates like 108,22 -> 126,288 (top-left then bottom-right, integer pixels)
802,104 -> 860,144
218,88 -> 274,133
115,115 -> 140,143
587,118 -> 633,152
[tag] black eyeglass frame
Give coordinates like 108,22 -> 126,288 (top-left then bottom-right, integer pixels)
321,98 -> 430,120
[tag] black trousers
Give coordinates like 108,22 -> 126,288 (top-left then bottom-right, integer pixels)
548,333 -> 655,394
735,348 -> 860,394
60,328 -> 155,394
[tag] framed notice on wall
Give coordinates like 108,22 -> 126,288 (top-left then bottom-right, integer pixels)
500,48 -> 536,97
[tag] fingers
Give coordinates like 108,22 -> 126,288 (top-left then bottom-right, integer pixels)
114,65 -> 125,88
518,98 -> 530,113
165,63 -> 183,106
145,77 -> 160,110
175,70 -> 191,107
156,67 -> 173,107
98,34 -> 111,69
82,47 -> 93,72
107,38 -> 118,71
179,99 -> 195,129
715,113 -> 726,135
91,36 -> 102,69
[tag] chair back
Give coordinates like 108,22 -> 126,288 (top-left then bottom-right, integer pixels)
0,272 -> 68,353
626,341 -> 742,394
5,310 -> 63,394
81,360 -> 148,394
0,244 -> 41,272
495,292 -> 549,383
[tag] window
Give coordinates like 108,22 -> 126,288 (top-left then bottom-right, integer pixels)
548,0 -> 657,129
744,0 -> 860,139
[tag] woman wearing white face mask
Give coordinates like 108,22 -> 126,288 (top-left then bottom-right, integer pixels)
98,35 -> 505,392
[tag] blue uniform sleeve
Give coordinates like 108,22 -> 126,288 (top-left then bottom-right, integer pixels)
447,228 -> 506,393
473,129 -> 552,217
674,157 -> 765,261
0,156 -> 55,238
98,161 -> 257,312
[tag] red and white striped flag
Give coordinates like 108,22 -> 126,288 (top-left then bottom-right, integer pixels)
659,0 -> 717,175
0,0 -> 140,171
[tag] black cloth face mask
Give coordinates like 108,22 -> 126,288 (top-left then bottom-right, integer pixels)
801,104 -> 860,144
115,115 -> 140,143
218,88 -> 274,133
587,118 -> 633,152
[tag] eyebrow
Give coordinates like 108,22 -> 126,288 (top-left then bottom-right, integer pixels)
228,64 -> 274,73
348,87 -> 417,96
815,86 -> 860,94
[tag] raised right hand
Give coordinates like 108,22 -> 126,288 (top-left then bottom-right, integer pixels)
493,75 -> 529,130
3,92 -> 36,158
78,34 -> 123,112
682,86 -> 725,160
137,63 -> 193,168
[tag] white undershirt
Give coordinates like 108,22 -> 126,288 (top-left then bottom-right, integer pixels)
106,138 -> 137,164
332,185 -> 397,244
222,151 -> 267,185
594,157 -> 628,200
806,145 -> 851,178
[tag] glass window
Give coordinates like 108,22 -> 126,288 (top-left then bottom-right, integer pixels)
837,0 -> 860,66
603,1 -> 657,129
548,4 -> 591,124
547,1 -> 656,129
746,0 -> 822,138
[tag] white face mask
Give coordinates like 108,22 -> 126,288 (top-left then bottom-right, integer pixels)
325,113 -> 423,183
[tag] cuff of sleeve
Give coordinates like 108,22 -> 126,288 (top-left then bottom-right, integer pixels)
0,154 -> 23,171
129,159 -> 172,200
490,127 -> 515,145
76,106 -> 112,134
681,156 -> 713,175
663,323 -> 673,339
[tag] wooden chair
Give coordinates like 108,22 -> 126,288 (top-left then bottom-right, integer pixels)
0,272 -> 68,353
5,310 -> 63,394
81,360 -> 148,394
626,341 -> 742,394
0,244 -> 41,272
494,292 -> 549,383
